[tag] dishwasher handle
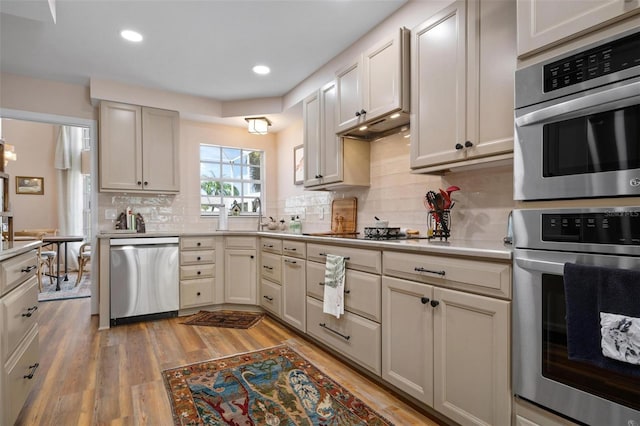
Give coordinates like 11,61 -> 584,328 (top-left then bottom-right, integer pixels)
110,237 -> 179,246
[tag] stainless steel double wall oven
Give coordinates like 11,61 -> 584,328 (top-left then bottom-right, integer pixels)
513,28 -> 640,425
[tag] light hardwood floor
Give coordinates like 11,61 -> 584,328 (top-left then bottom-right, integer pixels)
16,298 -> 444,425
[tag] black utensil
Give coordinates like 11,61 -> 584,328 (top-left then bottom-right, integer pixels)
432,192 -> 449,236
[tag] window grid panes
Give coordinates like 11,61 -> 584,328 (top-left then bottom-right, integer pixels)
200,144 -> 264,216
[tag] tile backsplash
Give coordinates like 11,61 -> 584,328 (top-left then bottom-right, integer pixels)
97,130 -> 516,243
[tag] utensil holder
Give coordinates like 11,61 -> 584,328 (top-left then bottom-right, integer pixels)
428,209 -> 451,241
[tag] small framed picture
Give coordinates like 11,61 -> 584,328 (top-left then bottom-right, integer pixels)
16,176 -> 44,195
293,144 -> 304,185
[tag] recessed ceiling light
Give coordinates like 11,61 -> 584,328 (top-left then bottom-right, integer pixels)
121,29 -> 143,42
252,65 -> 270,75
359,125 -> 368,131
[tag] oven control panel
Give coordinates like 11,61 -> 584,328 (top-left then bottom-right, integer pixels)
542,212 -> 640,245
543,30 -> 640,92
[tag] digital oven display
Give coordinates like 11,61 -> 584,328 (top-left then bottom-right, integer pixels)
543,30 -> 640,92
542,212 -> 640,244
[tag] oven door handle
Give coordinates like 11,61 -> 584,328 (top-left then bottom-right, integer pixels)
516,80 -> 640,127
515,256 -> 565,274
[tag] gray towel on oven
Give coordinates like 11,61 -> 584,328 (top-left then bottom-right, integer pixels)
564,262 -> 640,377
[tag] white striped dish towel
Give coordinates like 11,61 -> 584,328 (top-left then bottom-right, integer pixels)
323,254 -> 346,319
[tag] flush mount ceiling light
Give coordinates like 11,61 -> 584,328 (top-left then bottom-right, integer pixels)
121,29 -> 143,42
252,65 -> 271,75
245,117 -> 272,135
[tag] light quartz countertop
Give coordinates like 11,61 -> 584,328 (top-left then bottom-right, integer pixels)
0,240 -> 43,262
97,230 -> 512,260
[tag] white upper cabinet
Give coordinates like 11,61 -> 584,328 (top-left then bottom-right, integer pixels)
303,81 -> 370,190
517,0 -> 640,57
410,0 -> 516,173
335,28 -> 410,136
100,101 -> 180,193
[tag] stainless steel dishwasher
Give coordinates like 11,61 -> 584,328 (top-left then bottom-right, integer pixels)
110,237 -> 179,325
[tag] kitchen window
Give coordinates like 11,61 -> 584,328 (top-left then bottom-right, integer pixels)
200,144 -> 264,216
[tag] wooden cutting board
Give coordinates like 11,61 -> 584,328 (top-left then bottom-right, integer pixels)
331,197 -> 357,234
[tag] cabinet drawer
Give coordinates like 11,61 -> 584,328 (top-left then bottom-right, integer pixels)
307,243 -> 381,274
0,251 -> 38,296
1,276 -> 38,359
180,264 -> 215,280
180,249 -> 215,265
225,236 -> 257,249
282,240 -> 306,259
180,279 -> 214,308
307,261 -> 381,322
261,238 -> 282,254
5,326 -> 39,426
306,296 -> 381,375
383,251 -> 511,299
260,279 -> 282,317
181,236 -> 216,250
261,252 -> 281,283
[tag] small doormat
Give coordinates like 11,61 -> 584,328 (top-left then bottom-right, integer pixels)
162,344 -> 394,426
182,310 -> 265,329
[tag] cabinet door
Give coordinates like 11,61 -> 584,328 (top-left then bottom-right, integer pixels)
319,80 -> 343,185
381,276 -> 434,405
432,287 -> 510,426
224,249 -> 256,304
142,107 -> 180,192
303,90 -> 322,187
362,29 -> 404,122
517,0 -> 640,57
410,1 -> 467,169
282,256 -> 306,332
99,101 -> 143,191
466,0 -> 516,159
335,57 -> 363,133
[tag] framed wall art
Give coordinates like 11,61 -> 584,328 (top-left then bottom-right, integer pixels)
294,144 -> 304,185
16,176 -> 44,195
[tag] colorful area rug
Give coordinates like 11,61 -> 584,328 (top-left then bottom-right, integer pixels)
38,273 -> 91,302
182,310 -> 265,329
162,345 -> 394,426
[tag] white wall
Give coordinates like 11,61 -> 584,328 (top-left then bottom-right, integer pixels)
2,119 -> 59,231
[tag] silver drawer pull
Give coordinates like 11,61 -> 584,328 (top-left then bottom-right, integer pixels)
263,295 -> 274,301
263,265 -> 273,270
284,247 -> 297,251
414,267 -> 445,276
24,363 -> 39,380
319,323 -> 351,341
22,306 -> 38,318
21,265 -> 37,273
317,283 -> 350,294
284,259 -> 297,264
318,253 -> 350,260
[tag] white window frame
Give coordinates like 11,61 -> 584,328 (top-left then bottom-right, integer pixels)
199,144 -> 264,216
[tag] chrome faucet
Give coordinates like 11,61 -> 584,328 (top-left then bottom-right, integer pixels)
254,197 -> 262,230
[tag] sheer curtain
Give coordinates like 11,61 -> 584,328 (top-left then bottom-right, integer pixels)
55,125 -> 84,270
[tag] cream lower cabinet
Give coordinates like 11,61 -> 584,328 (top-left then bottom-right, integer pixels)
382,249 -> 511,426
179,236 -> 216,309
410,0 -> 516,173
260,237 -> 283,316
0,249 -> 40,426
224,237 -> 257,305
281,240 -> 306,332
306,243 -> 382,375
517,0 -> 640,57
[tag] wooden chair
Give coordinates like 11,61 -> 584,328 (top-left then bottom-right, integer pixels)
76,242 -> 91,284
14,229 -> 58,291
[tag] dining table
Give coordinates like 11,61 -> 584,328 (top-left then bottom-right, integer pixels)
42,235 -> 85,290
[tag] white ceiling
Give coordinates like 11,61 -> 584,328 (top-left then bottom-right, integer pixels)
0,0 -> 407,111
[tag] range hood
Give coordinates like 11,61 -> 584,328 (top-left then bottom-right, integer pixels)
339,111 -> 410,141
